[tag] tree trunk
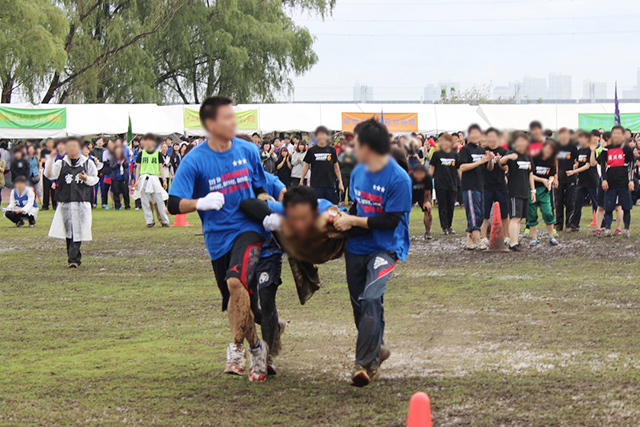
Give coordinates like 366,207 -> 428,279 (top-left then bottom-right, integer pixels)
1,76 -> 14,103
41,73 -> 61,104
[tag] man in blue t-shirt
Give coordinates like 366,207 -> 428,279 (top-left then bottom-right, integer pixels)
168,96 -> 270,382
333,119 -> 412,387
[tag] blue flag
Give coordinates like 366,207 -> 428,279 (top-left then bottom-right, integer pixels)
614,82 -> 621,126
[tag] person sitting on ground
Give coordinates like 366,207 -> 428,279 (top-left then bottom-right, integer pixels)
4,176 -> 38,227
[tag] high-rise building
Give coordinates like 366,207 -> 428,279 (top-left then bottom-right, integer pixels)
353,83 -> 373,103
583,80 -> 607,102
522,76 -> 547,102
423,84 -> 440,102
548,73 -> 572,100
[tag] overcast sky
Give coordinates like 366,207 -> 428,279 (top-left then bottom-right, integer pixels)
284,0 -> 640,102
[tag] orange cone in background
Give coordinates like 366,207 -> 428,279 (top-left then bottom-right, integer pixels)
590,210 -> 597,227
172,213 -> 192,227
488,201 -> 507,251
406,392 -> 432,427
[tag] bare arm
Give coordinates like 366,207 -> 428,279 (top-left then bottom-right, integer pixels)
299,163 -> 310,185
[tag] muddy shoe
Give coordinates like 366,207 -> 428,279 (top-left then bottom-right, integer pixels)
146,222 -> 155,228
447,228 -> 456,235
351,365 -> 371,387
267,355 -> 277,376
380,344 -> 391,365
623,230 -> 631,239
271,319 -> 287,357
224,343 -> 245,376
249,339 -> 269,382
424,232 -> 433,240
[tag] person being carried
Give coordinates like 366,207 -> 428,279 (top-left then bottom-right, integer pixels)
135,133 -> 169,228
3,176 -> 38,227
333,118 -> 412,387
44,137 -> 99,268
168,96 -> 270,382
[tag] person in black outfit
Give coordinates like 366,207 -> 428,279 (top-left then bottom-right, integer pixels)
275,146 -> 293,187
500,132 -> 535,251
567,130 -> 598,230
480,128 -> 509,245
10,148 -> 30,183
410,164 -> 433,239
299,126 -> 344,204
40,138 -> 55,210
429,133 -> 458,234
110,145 -> 131,210
555,128 -> 579,231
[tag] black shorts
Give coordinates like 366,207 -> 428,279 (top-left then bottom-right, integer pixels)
211,231 -> 264,311
509,197 -> 528,219
255,253 -> 283,291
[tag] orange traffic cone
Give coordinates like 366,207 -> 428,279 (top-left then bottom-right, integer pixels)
406,392 -> 432,427
589,210 -> 597,227
488,201 -> 507,251
172,213 -> 192,227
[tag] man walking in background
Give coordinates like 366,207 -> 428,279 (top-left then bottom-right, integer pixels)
299,126 -> 344,204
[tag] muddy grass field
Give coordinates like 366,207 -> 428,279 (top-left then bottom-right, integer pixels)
1,204 -> 640,426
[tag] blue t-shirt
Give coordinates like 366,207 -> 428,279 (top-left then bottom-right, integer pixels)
346,158 -> 412,261
260,174 -> 287,258
169,138 -> 268,260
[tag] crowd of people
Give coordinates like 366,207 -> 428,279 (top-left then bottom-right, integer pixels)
3,119 -> 640,251
3,96 -> 639,387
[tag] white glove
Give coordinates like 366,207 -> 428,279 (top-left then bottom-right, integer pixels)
262,213 -> 282,232
196,192 -> 225,211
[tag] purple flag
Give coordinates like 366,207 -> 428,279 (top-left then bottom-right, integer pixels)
615,81 -> 621,126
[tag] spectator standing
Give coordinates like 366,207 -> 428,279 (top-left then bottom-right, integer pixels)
299,126 -> 344,204
338,140 -> 357,204
275,146 -> 293,187
290,141 -> 306,187
260,140 -> 277,174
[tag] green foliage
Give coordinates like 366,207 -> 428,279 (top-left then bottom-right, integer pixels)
1,0 -> 334,104
0,0 -> 68,102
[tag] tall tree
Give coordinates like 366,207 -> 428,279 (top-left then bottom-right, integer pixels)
0,0 -> 68,103
151,0 -> 335,103
39,0 -> 186,104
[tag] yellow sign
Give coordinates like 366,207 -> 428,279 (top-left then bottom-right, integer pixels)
184,108 -> 258,130
341,112 -> 418,133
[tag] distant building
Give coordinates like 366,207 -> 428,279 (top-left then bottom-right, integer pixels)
522,76 -> 547,102
621,68 -> 640,99
353,83 -> 373,103
423,84 -> 440,102
548,73 -> 572,100
583,80 -> 607,102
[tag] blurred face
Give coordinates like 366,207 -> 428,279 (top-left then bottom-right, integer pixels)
82,146 -> 90,156
559,130 -> 570,144
46,139 -> 54,149
438,138 -> 452,151
413,170 -> 426,182
263,143 -> 271,152
161,143 -> 168,154
514,137 -> 529,153
142,138 -> 155,151
354,135 -> 373,163
106,139 -> 114,151
96,138 -> 104,147
284,203 -> 317,236
541,143 -> 554,160
530,127 -> 543,141
66,140 -> 81,158
14,180 -> 26,193
27,146 -> 35,156
56,142 -> 65,154
486,131 -> 499,147
14,150 -> 23,159
281,147 -> 288,156
611,128 -> 624,144
468,129 -> 481,143
316,131 -> 328,146
203,104 -> 236,141
451,135 -> 459,145
625,130 -> 632,140
274,139 -> 281,149
252,134 -> 260,144
578,134 -> 589,148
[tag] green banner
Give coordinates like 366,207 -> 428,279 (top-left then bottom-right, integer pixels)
184,108 -> 258,130
578,113 -> 640,131
0,106 -> 66,129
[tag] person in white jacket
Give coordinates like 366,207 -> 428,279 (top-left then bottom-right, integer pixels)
44,137 -> 99,268
134,133 -> 169,227
4,176 -> 38,227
